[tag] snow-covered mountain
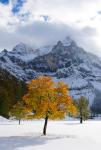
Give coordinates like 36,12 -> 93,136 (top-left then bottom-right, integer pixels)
0,37 -> 101,103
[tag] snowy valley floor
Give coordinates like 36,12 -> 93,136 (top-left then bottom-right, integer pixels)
0,118 -> 101,150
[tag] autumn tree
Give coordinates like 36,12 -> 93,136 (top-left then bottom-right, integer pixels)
23,76 -> 77,135
10,101 -> 27,125
75,97 -> 90,124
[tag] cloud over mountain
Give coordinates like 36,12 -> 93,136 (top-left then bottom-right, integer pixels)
0,0 -> 101,56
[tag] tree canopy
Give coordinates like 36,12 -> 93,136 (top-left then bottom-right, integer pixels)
23,76 -> 77,135
75,96 -> 89,123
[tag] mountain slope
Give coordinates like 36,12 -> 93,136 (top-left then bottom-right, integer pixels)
0,37 -> 101,103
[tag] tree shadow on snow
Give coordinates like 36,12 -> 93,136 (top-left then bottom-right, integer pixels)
0,134 -> 76,150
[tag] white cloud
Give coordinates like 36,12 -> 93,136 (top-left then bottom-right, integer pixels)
0,0 -> 101,56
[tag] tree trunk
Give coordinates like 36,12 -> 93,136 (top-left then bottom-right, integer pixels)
80,117 -> 83,124
43,115 -> 48,135
19,119 -> 21,125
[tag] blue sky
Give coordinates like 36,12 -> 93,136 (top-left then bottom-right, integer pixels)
0,0 -> 9,4
12,0 -> 26,14
0,0 -> 26,13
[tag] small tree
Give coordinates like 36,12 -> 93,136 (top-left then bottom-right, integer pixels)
76,97 -> 89,124
10,101 -> 26,125
23,76 -> 77,135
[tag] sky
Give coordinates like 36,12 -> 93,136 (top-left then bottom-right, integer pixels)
0,0 -> 101,56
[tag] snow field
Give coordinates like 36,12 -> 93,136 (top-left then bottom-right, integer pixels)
0,119 -> 101,150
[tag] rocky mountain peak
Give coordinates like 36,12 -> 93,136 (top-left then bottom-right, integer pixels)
12,42 -> 35,55
51,36 -> 78,55
61,36 -> 76,46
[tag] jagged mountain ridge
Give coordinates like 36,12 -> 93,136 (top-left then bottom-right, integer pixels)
0,37 -> 101,103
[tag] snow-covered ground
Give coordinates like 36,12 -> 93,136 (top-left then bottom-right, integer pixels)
0,117 -> 101,150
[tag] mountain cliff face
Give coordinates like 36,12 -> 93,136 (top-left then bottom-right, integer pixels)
0,37 -> 101,104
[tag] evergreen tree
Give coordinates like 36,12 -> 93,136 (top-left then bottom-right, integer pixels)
0,87 -> 10,118
75,97 -> 89,123
0,69 -> 27,118
23,76 -> 77,135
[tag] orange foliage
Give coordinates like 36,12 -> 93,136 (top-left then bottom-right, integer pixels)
23,76 -> 77,120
